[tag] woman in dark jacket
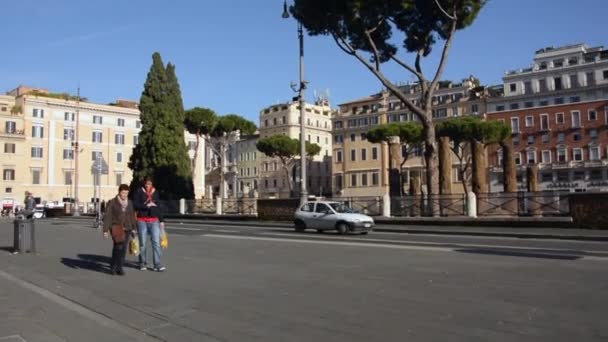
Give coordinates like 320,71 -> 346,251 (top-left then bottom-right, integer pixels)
133,177 -> 166,272
103,184 -> 137,275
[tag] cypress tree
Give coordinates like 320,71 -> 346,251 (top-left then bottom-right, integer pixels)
129,52 -> 195,200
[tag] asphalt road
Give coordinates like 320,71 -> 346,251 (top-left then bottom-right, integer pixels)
1,217 -> 607,341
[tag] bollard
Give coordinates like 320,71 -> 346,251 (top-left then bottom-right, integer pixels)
467,192 -> 477,218
13,218 -> 36,254
179,198 -> 186,215
382,193 -> 391,217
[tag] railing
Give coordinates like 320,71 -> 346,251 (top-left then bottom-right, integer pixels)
391,194 -> 467,217
476,191 -> 570,217
326,196 -> 384,216
222,198 -> 257,215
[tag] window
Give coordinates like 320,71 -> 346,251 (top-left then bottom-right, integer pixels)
571,111 -> 581,128
63,128 -> 74,140
116,152 -> 123,163
334,135 -> 343,143
335,175 -> 343,190
115,134 -> 125,145
573,131 -> 581,141
350,149 -> 356,161
316,136 -> 320,143
514,152 -> 521,165
32,108 -> 44,118
527,151 -> 536,164
5,121 -> 16,133
539,99 -> 549,106
370,116 -> 379,125
557,132 -> 565,143
510,117 -> 520,133
92,115 -> 103,124
540,114 -> 549,130
588,110 -> 597,121
604,70 -> 608,80
538,79 -> 547,92
32,125 -> 44,138
361,148 -> 367,161
542,150 -> 551,164
372,147 -> 378,160
542,133 -> 549,143
133,135 -> 139,145
31,147 -> 43,158
527,135 -> 534,145
282,116 -> 286,124
117,118 -> 125,127
556,113 -> 564,124
590,169 -> 603,180
115,173 -> 123,186
64,112 -> 75,121
557,171 -> 569,182
136,120 -> 141,129
496,105 -> 505,111
273,179 -> 277,187
4,143 -> 16,153
557,149 -> 567,163
92,151 -> 103,161
300,203 -> 314,212
273,118 -> 277,125
3,169 -> 15,181
524,101 -> 534,108
63,149 -> 74,160
350,134 -> 356,142
361,133 -> 367,141
525,116 -> 534,127
334,121 -> 343,129
590,129 -> 598,139
471,104 -> 479,113
541,172 -> 553,182
554,97 -> 564,105
570,96 -> 581,103
587,72 -> 596,86
336,150 -> 343,163
32,169 -> 41,184
509,83 -> 516,92
513,135 -> 520,145
573,148 -> 583,161
64,171 -> 73,185
351,174 -> 357,187
554,77 -> 562,90
510,103 -> 519,110
92,131 -> 103,143
372,172 -> 379,186
590,147 -> 600,161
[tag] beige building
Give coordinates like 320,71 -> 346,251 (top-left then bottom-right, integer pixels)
332,78 -> 488,197
235,134 -> 260,197
1,86 -> 207,210
259,100 -> 334,198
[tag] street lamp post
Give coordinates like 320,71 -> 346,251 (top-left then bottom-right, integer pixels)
282,0 -> 308,205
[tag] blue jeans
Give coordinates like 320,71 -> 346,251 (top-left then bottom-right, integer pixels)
137,220 -> 162,268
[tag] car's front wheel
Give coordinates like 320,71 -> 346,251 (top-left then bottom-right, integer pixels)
336,222 -> 349,235
294,219 -> 306,232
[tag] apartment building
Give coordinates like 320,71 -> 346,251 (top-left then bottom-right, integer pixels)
332,78 -> 484,197
235,134 -> 260,197
487,44 -> 608,192
1,86 -> 208,209
258,100 -> 333,198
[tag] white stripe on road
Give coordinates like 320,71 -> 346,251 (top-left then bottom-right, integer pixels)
203,234 -> 451,252
260,232 -> 608,256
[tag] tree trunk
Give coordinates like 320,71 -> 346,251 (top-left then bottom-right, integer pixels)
471,140 -> 488,195
438,136 -> 452,195
388,136 -> 402,197
422,120 -> 439,217
527,164 -> 541,217
283,164 -> 293,195
409,172 -> 422,217
191,134 -> 199,179
501,139 -> 517,193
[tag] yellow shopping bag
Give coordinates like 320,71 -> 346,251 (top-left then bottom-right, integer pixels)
129,237 -> 139,256
160,230 -> 168,249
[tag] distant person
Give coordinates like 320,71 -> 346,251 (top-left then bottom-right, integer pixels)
102,184 -> 137,276
23,191 -> 36,219
134,177 -> 166,272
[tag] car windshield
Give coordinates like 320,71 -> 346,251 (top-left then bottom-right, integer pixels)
328,202 -> 357,213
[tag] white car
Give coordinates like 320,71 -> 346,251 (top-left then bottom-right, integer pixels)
294,201 -> 374,234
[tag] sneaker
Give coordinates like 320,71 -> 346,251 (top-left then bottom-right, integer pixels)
139,265 -> 147,271
154,266 -> 166,272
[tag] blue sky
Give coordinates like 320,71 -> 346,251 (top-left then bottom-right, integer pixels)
1,0 -> 607,124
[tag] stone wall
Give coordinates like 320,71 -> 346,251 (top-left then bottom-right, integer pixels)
569,193 -> 608,229
257,199 -> 300,221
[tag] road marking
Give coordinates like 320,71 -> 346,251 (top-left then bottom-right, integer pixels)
212,229 -> 239,233
259,231 -> 608,256
203,234 -> 451,252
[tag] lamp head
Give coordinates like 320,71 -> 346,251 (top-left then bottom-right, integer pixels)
282,0 -> 290,19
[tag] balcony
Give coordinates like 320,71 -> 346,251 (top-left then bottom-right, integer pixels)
0,129 -> 25,139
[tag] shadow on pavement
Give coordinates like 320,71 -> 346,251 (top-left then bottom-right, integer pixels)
0,246 -> 15,254
61,254 -> 139,274
454,248 -> 581,260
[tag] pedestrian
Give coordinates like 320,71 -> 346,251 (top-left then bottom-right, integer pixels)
24,191 -> 36,219
102,184 -> 137,276
134,177 -> 166,272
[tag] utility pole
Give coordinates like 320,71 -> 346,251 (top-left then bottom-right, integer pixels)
72,87 -> 81,216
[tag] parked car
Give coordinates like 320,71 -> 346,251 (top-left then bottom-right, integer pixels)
294,201 -> 374,234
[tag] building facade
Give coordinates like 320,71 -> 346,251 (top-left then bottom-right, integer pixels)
487,44 -> 608,192
258,100 -> 333,198
1,86 -> 208,210
235,134 -> 260,197
332,78 -> 484,197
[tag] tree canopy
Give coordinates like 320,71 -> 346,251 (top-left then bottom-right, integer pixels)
129,52 -> 194,200
184,107 -> 218,136
367,122 -> 424,146
210,114 -> 257,138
